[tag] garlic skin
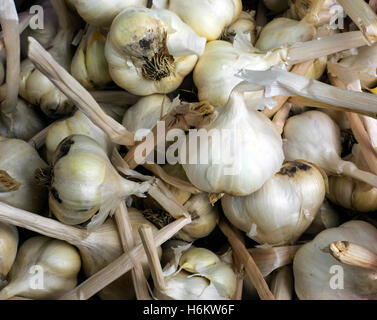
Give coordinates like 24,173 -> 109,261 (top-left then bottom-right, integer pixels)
0,137 -> 47,213
293,221 -> 377,300
47,135 -> 149,229
222,11 -> 257,45
0,236 -> 81,300
176,193 -> 219,242
0,223 -> 18,287
181,91 -> 284,196
263,0 -> 289,13
193,40 -> 288,107
71,29 -> 112,89
158,0 -> 242,41
222,161 -> 326,245
105,7 -> 206,96
67,0 -> 148,28
45,110 -> 114,163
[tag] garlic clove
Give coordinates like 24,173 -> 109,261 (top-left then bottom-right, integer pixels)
179,247 -> 220,273
222,11 -> 257,45
0,222 -> 18,288
0,236 -> 81,300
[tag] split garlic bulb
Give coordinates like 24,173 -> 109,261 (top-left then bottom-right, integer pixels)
293,221 -> 377,300
176,193 -> 219,242
0,236 -> 81,300
181,91 -> 284,196
154,0 -> 242,41
71,29 -> 112,89
0,137 -> 47,213
67,0 -> 148,27
46,135 -> 150,229
105,7 -> 206,96
263,0 -> 289,13
45,110 -> 113,163
222,11 -> 257,45
222,160 -> 326,246
0,223 -> 18,288
157,245 -> 237,300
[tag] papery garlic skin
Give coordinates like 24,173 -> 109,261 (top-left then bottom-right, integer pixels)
181,92 -> 284,196
222,161 -> 326,245
0,137 -> 47,213
0,223 -> 18,286
176,193 -> 219,242
0,236 -> 81,300
193,40 -> 288,107
67,0 -> 148,27
293,221 -> 377,300
223,11 -> 257,45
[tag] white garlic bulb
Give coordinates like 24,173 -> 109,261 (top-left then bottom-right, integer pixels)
283,110 -> 377,189
46,135 -> 150,229
0,137 -> 47,213
67,0 -> 148,27
0,223 -> 18,288
222,160 -> 326,245
154,0 -> 242,41
181,91 -> 284,196
176,193 -> 219,242
105,7 -> 206,96
263,0 -> 289,13
0,236 -> 81,300
222,11 -> 257,45
293,220 -> 377,300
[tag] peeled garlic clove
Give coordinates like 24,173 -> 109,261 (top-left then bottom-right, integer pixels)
67,0 -> 148,27
263,0 -> 289,13
222,11 -> 257,45
176,193 -> 219,242
305,200 -> 342,235
46,135 -> 149,229
179,247 -> 220,273
0,223 -> 18,287
0,137 -> 47,213
181,91 -> 284,196
293,220 -> 377,300
222,160 -> 326,245
105,7 -> 206,96
0,236 -> 81,300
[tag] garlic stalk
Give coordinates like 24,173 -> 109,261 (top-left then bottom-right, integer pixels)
0,137 -> 47,213
305,200 -> 342,235
293,220 -> 377,300
153,0 -> 242,41
222,160 -> 326,246
283,110 -> 377,189
67,0 -> 148,28
0,236 -> 81,300
263,0 -> 289,13
105,7 -> 206,96
43,135 -> 150,229
71,27 -> 112,90
181,90 -> 284,196
222,11 -> 257,45
0,222 -> 18,288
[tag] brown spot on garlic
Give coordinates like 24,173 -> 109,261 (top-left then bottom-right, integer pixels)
55,138 -> 75,162
0,170 -> 21,192
278,161 -> 312,177
50,187 -> 62,204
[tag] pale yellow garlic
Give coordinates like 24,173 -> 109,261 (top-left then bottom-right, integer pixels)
223,11 -> 257,45
105,7 -> 206,96
0,236 -> 81,300
222,161 -> 326,245
0,137 -> 47,213
0,222 -> 18,288
305,56 -> 328,80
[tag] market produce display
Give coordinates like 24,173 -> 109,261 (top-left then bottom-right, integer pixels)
0,0 -> 377,301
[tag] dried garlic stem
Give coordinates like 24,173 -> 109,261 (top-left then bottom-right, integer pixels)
272,103 -> 291,135
0,11 -> 31,51
218,218 -> 275,300
329,241 -> 377,272
27,37 -> 135,146
338,0 -> 377,45
270,266 -> 293,300
115,202 -> 150,300
139,225 -> 166,293
59,217 -> 191,300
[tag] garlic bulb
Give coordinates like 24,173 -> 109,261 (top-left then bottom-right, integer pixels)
45,110 -> 114,163
45,135 -> 150,229
283,111 -> 377,189
71,28 -> 112,89
176,193 -> 219,242
0,137 -> 47,213
222,11 -> 257,45
305,200 -> 342,235
181,91 -> 284,196
263,0 -> 289,13
105,7 -> 206,96
293,220 -> 377,300
154,0 -> 242,41
0,222 -> 18,287
67,0 -> 148,28
222,160 -> 326,246
0,236 -> 81,300
157,245 -> 237,300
